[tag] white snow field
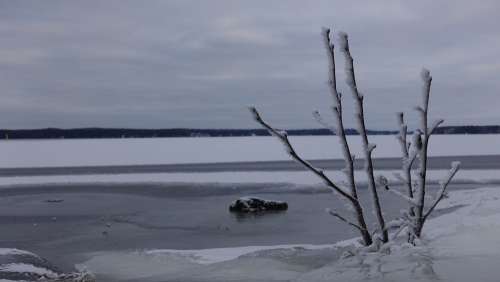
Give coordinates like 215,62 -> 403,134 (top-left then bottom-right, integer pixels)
78,186 -> 500,282
0,134 -> 498,168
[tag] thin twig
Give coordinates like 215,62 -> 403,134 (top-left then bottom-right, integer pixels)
249,107 -> 355,203
326,208 -> 366,232
423,162 -> 460,221
339,31 -> 388,243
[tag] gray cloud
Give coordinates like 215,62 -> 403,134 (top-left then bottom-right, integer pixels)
0,0 -> 499,129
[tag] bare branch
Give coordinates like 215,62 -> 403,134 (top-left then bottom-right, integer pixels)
428,118 -> 444,136
420,69 -> 432,115
326,208 -> 366,232
313,110 -> 337,134
414,106 -> 425,114
249,107 -> 355,202
321,28 -> 341,105
366,143 -> 377,154
387,187 -> 421,208
391,223 -> 409,240
377,175 -> 421,207
403,148 -> 418,170
411,130 -> 423,151
339,31 -> 388,243
385,218 -> 406,231
392,172 -> 407,184
423,161 -> 460,221
396,113 -> 417,229
412,68 -> 433,238
321,29 -> 360,201
397,112 -> 409,157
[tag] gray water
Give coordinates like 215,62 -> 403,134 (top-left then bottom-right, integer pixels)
0,180 -> 482,272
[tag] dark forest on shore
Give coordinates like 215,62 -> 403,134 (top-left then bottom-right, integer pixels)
0,125 -> 498,139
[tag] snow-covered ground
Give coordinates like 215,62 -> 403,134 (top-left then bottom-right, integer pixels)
0,134 -> 498,168
77,186 -> 500,282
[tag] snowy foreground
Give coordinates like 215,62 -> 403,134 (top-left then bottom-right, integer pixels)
73,186 -> 500,282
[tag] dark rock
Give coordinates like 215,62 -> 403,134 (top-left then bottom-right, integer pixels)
229,197 -> 288,213
45,199 -> 64,203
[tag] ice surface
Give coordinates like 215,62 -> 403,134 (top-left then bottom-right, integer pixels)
1,168 -> 499,187
146,244 -> 344,265
77,186 -> 500,281
0,135 -> 497,168
79,243 -> 355,281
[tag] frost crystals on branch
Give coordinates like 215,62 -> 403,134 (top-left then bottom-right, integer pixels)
338,31 -> 388,243
249,28 -> 380,246
382,69 -> 460,243
250,106 -> 372,245
249,27 -> 461,248
423,161 -> 460,222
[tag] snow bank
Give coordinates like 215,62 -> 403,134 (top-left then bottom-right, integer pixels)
0,263 -> 58,278
79,242 -> 357,281
0,249 -> 37,257
145,243 -> 348,265
0,248 -> 95,282
0,134 -> 497,168
298,186 -> 500,282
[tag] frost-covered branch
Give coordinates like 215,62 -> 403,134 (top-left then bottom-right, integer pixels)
390,223 -> 409,240
413,69 -> 433,238
249,28 -> 462,248
313,110 -> 337,134
404,68 -> 461,241
423,161 -> 460,221
339,31 -> 388,243
377,175 -> 420,207
322,28 -> 356,174
395,112 -> 417,241
322,29 -> 360,201
322,28 -> 341,107
321,29 -> 373,246
397,112 -> 409,155
326,208 -> 366,232
405,148 -> 419,171
396,113 -> 414,191
428,119 -> 444,136
392,172 -> 407,184
249,107 -> 354,202
250,105 -> 375,245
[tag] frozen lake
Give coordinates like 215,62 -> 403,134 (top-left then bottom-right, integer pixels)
0,180 -> 477,273
0,135 -> 499,281
0,134 -> 499,168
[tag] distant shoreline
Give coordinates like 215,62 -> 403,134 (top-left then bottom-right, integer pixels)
0,125 -> 499,139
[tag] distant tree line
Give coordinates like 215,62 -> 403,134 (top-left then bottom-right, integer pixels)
0,125 -> 496,140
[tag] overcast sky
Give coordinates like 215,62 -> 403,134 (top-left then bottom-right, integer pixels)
1,1 -> 499,129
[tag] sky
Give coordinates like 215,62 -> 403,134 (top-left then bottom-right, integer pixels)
0,1 -> 499,130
